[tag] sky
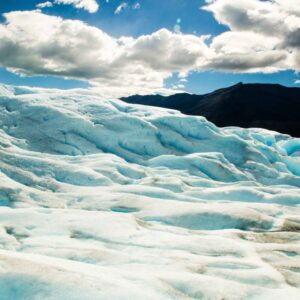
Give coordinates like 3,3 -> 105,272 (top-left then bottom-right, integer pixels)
0,0 -> 299,96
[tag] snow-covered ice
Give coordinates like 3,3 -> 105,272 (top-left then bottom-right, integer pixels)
0,84 -> 300,299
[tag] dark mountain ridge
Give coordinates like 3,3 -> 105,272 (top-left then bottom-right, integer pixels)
121,83 -> 300,137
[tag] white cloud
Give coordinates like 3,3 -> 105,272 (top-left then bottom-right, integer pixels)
124,30 -> 210,71
0,0 -> 299,95
114,2 -> 141,14
172,83 -> 185,90
54,0 -> 99,13
203,0 -> 300,71
295,80 -> 300,85
114,3 -> 128,14
0,11 -> 209,94
36,1 -> 53,9
203,0 -> 299,35
132,3 -> 141,10
206,31 -> 288,73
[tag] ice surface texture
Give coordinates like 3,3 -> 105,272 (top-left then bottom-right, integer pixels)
0,84 -> 300,299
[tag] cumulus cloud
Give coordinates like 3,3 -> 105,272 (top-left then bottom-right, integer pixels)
124,30 -> 210,71
0,11 -> 209,93
203,0 -> 300,71
132,3 -> 141,10
203,0 -> 299,35
0,0 -> 299,94
206,31 -> 288,73
36,1 -> 53,8
54,0 -> 99,13
114,3 -> 128,14
115,2 -> 140,14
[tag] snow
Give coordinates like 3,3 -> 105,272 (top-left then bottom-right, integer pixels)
0,84 -> 300,299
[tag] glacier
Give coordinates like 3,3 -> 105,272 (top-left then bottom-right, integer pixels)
0,84 -> 300,299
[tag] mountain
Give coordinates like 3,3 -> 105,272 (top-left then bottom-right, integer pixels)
122,83 -> 300,137
1,84 -> 300,299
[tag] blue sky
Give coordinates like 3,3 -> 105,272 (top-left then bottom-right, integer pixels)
0,0 -> 299,95
0,1 -> 227,37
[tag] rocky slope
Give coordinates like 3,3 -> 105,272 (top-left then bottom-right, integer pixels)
122,83 -> 300,137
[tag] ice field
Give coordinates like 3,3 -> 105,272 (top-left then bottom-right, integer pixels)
0,84 -> 300,299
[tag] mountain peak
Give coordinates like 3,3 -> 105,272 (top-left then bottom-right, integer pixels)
122,83 -> 300,137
